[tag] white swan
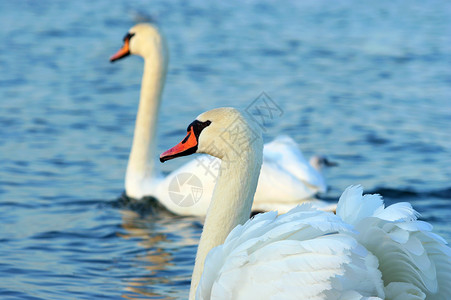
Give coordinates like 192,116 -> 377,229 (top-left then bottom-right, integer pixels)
159,107 -> 451,300
110,23 -> 335,216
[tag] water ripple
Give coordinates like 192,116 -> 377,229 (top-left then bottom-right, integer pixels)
0,1 -> 450,299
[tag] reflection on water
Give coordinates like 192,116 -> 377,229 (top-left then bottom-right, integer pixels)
118,199 -> 200,299
120,209 -> 175,299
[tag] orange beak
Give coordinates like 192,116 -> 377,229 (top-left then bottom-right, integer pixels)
160,127 -> 199,163
110,38 -> 130,62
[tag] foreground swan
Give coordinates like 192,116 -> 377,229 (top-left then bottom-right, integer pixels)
110,23 -> 335,216
160,107 -> 451,299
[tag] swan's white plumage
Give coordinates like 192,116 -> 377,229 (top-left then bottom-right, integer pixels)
197,206 -> 385,300
384,282 -> 425,300
194,185 -> 451,299
337,185 -> 451,300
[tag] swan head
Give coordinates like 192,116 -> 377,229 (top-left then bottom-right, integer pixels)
110,23 -> 168,62
160,107 -> 263,163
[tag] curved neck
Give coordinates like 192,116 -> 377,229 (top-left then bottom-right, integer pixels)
125,58 -> 166,198
189,149 -> 263,299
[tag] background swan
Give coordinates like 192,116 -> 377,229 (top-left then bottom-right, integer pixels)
160,107 -> 451,299
110,23 -> 335,216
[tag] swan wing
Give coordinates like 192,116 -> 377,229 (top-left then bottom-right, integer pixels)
336,186 -> 451,299
253,160 -> 322,204
263,135 -> 327,192
197,207 -> 384,299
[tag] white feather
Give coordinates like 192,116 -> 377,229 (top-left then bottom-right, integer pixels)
195,185 -> 451,299
336,186 -> 451,300
197,207 -> 384,300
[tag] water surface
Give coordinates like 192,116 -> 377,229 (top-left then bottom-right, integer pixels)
1,1 -> 450,299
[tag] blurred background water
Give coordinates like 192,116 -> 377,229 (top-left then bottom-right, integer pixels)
0,0 -> 450,299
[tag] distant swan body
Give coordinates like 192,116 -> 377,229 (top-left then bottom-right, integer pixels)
110,23 -> 334,216
160,107 -> 451,300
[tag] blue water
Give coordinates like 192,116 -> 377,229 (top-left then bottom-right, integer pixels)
1,1 -> 450,299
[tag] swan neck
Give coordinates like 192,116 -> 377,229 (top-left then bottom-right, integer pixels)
189,149 -> 262,299
125,58 -> 166,198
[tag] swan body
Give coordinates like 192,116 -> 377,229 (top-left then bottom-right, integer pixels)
197,206 -> 385,300
111,23 -> 334,216
159,107 -> 451,299
199,185 -> 451,300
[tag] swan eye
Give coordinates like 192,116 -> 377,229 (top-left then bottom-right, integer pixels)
187,120 -> 212,139
123,32 -> 135,42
